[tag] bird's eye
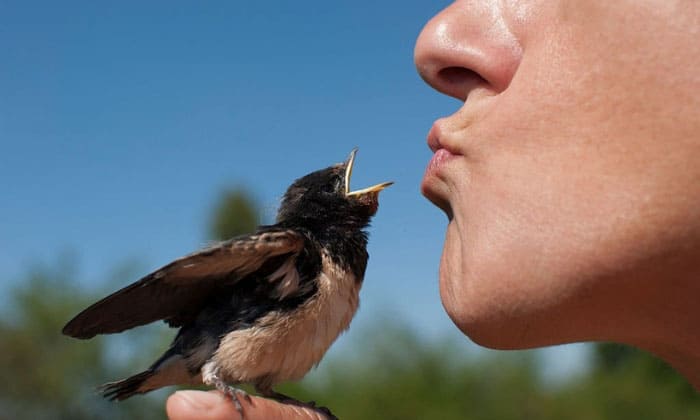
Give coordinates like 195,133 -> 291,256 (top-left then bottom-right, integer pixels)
320,183 -> 336,194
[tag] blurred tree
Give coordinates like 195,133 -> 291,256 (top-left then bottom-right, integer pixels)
0,262 -> 162,419
551,343 -> 700,420
208,187 -> 260,240
593,342 -> 698,403
277,327 -> 700,420
0,187 -> 262,419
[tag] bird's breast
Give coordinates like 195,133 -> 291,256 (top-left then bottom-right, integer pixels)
212,250 -> 361,385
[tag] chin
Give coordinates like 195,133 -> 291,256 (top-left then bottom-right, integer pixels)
439,265 -> 549,350
437,218 -> 578,351
438,220 -> 502,346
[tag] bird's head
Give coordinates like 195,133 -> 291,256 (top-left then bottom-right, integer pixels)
277,148 -> 392,231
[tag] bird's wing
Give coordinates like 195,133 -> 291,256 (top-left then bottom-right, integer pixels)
62,228 -> 305,339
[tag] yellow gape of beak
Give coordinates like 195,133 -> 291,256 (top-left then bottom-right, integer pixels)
344,148 -> 394,197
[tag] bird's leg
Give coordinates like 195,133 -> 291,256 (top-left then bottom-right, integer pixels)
203,364 -> 250,419
255,383 -> 338,420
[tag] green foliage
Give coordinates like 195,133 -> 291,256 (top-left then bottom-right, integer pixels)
208,188 -> 260,240
281,327 -> 546,420
553,349 -> 700,420
278,327 -> 700,420
594,342 -> 694,396
0,264 -> 163,419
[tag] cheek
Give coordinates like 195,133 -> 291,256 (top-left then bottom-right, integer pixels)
439,131 -> 700,349
436,151 -> 650,349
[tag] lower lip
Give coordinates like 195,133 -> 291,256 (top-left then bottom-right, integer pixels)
424,148 -> 457,180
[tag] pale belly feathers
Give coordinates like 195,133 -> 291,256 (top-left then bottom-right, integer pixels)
205,250 -> 361,386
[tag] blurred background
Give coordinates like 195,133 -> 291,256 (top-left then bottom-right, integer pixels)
1,1 -> 698,419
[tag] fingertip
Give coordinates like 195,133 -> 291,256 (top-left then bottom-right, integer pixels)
166,389 -> 332,420
245,398 -> 334,420
167,390 -> 234,420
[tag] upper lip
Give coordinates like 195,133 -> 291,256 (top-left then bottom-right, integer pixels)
427,119 -> 465,156
427,121 -> 450,153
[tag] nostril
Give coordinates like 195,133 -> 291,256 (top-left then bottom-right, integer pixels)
436,67 -> 487,100
438,67 -> 481,84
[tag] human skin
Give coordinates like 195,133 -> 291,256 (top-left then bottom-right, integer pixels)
166,390 -> 328,420
415,0 -> 700,386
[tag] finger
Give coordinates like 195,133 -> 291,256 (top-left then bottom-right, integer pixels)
166,390 -> 331,420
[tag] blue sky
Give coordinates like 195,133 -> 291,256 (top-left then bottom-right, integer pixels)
0,1 -> 589,380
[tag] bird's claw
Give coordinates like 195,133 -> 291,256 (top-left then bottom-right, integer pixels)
215,382 -> 250,420
266,392 -> 338,419
315,405 -> 339,420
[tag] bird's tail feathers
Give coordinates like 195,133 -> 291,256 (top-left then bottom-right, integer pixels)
98,370 -> 155,401
98,348 -> 194,401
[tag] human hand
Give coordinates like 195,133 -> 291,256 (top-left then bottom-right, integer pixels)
166,390 -> 335,420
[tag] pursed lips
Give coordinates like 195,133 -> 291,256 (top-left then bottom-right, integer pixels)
424,120 -> 460,181
421,120 -> 461,218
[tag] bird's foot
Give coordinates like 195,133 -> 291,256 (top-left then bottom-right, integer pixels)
214,381 -> 251,420
266,391 -> 338,420
203,365 -> 251,419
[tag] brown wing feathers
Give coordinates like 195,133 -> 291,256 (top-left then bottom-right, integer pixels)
62,229 -> 304,339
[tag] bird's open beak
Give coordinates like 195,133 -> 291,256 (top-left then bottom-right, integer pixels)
344,148 -> 394,197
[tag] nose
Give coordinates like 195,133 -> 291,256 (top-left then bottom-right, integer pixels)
414,1 -> 522,101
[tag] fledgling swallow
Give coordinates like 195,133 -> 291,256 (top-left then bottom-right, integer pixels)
62,148 -> 391,419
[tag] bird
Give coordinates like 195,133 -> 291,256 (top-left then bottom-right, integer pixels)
62,148 -> 392,418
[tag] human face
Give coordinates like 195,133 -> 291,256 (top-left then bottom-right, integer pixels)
415,1 -> 700,351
